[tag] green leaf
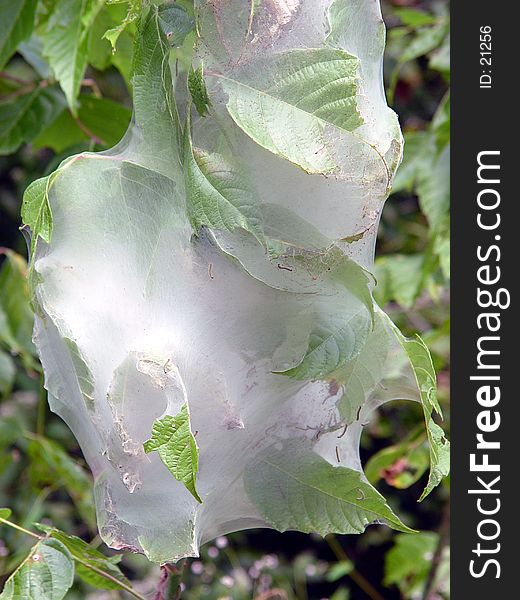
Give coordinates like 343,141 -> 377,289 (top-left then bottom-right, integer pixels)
144,403 -> 202,503
77,95 -> 132,146
365,436 -> 429,490
244,440 -> 414,535
0,250 -> 36,369
429,33 -> 450,77
384,532 -> 439,594
27,436 -> 96,529
0,538 -> 74,600
131,2 -> 193,176
416,143 -> 450,232
400,22 -> 448,63
434,220 -> 450,279
0,86 -> 65,155
330,588 -> 350,600
18,35 -> 53,78
41,0 -> 104,113
0,0 -> 37,69
102,0 -> 140,49
21,175 -> 53,244
216,48 -> 363,174
374,254 -> 424,308
188,64 -> 211,117
326,561 -> 353,582
332,310 -> 393,424
276,257 -> 374,380
84,1 -> 136,83
0,508 -> 12,520
35,525 -> 131,592
184,112 -> 264,242
394,8 -> 438,28
0,351 -> 16,398
386,316 -> 450,499
34,95 -> 132,151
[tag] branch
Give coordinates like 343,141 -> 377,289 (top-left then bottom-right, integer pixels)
422,499 -> 450,600
326,534 -> 386,600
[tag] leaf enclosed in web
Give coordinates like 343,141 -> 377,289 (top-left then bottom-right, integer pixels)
188,64 -> 211,117
244,440 -> 414,535
277,301 -> 372,381
130,2 -> 193,176
0,538 -> 74,600
275,256 -> 375,381
0,0 -> 37,69
0,86 -> 66,155
63,337 -> 96,411
35,525 -> 131,592
184,112 -> 264,242
332,310 -> 392,424
217,48 -> 363,174
144,404 -> 202,503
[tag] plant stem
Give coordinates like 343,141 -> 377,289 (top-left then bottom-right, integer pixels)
0,517 -> 42,540
326,534 -> 385,600
154,562 -> 186,600
1,517 -> 147,600
73,555 -> 148,600
37,373 -> 47,436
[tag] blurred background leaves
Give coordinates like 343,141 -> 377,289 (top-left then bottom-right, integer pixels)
0,0 -> 450,598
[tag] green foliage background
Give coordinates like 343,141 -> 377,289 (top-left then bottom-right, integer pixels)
0,1 -> 450,598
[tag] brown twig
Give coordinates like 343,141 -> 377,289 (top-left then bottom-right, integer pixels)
73,116 -> 105,146
326,535 -> 386,600
422,499 -> 450,600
